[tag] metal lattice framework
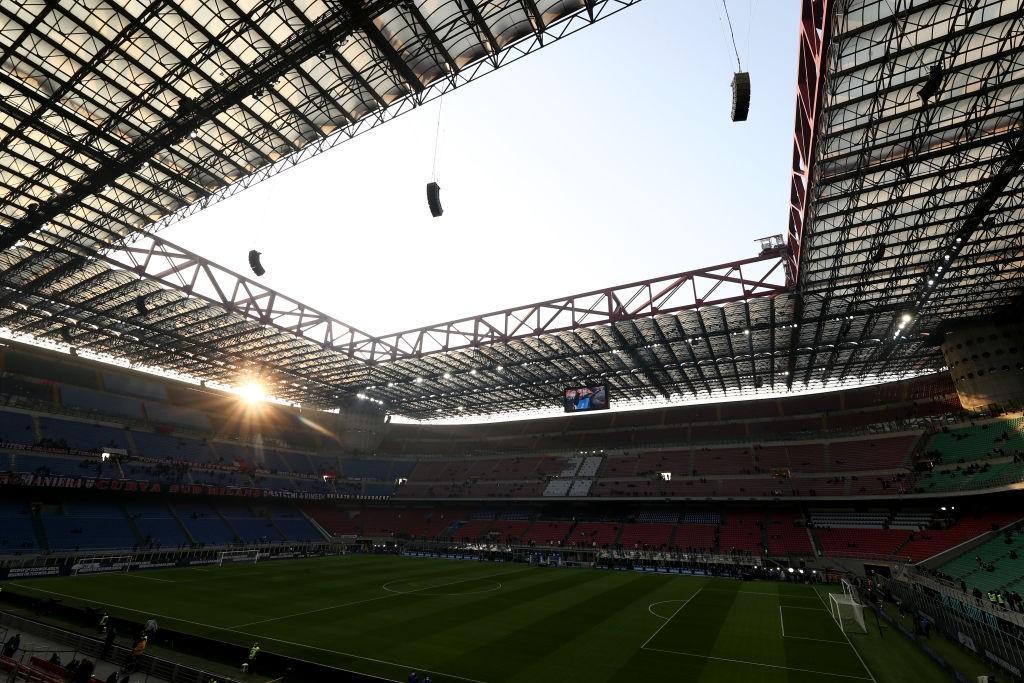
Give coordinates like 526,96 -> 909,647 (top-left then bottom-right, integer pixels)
1,0 -> 1023,417
788,0 -> 1024,392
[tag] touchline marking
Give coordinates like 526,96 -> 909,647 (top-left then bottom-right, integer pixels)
814,586 -> 878,683
779,605 -> 785,637
785,635 -> 849,645
9,583 -> 485,683
229,630 -> 488,683
121,573 -> 175,583
781,604 -> 829,611
642,646 -> 873,681
701,588 -> 820,599
640,586 -> 704,650
232,567 -> 531,628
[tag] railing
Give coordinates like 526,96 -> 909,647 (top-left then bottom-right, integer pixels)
0,611 -> 241,683
0,540 -> 343,571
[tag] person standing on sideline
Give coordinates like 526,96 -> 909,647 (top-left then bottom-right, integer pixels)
101,624 -> 117,658
2,633 -> 20,657
244,642 -> 259,674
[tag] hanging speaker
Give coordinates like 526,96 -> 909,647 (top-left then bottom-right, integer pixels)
426,182 -> 443,218
248,250 -> 265,277
731,71 -> 750,122
135,295 -> 149,317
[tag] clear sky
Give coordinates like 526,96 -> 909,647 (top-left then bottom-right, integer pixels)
163,0 -> 800,336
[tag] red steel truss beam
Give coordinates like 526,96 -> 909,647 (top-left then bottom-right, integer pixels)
787,0 -> 834,287
29,232 -> 787,366
41,231 -> 391,362
368,251 -> 789,362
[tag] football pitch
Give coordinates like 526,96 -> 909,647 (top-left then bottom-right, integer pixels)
6,554 -> 948,682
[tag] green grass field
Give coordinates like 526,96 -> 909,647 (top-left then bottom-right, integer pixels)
5,555 -> 950,682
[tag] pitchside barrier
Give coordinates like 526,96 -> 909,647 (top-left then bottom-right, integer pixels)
875,574 -> 1024,680
0,541 -> 342,581
0,601 -> 390,683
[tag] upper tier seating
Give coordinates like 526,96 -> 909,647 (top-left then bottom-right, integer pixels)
132,431 -> 215,463
914,461 -> 1024,494
0,410 -> 35,442
38,418 -> 129,452
925,417 -> 1024,464
60,384 -> 143,420
13,453 -> 107,478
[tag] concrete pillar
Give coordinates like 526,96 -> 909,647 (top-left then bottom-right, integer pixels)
941,321 -> 1024,411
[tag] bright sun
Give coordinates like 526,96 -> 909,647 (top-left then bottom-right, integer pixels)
236,381 -> 266,404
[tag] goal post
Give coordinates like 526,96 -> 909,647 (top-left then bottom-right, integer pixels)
216,549 -> 260,566
829,592 -> 867,634
73,555 -> 134,575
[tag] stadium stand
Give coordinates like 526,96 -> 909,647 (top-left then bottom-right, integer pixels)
939,524 -> 1024,594
41,502 -> 138,551
718,511 -> 763,555
126,501 -> 191,548
0,501 -> 40,554
172,501 -> 237,546
900,512 -> 1022,563
764,512 -> 814,556
617,522 -> 674,550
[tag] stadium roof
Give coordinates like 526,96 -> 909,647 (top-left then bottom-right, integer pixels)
1,0 -> 1022,418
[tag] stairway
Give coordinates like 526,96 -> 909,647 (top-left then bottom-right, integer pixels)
166,503 -> 196,545
30,506 -> 49,552
120,504 -> 145,545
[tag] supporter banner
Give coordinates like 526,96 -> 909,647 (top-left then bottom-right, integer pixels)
939,592 -> 1000,629
0,473 -> 327,500
0,566 -> 61,580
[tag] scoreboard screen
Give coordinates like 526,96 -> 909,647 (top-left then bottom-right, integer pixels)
563,384 -> 610,413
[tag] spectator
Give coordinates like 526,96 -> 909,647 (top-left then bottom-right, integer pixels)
130,635 -> 147,669
244,642 -> 259,674
73,660 -> 95,683
101,624 -> 117,658
2,633 -> 20,657
48,652 -> 61,666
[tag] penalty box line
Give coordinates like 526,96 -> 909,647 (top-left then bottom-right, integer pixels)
779,604 -> 846,644
9,582 -> 485,683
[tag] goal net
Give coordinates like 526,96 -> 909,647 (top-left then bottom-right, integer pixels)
829,581 -> 867,634
217,549 -> 260,566
73,555 -> 134,575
